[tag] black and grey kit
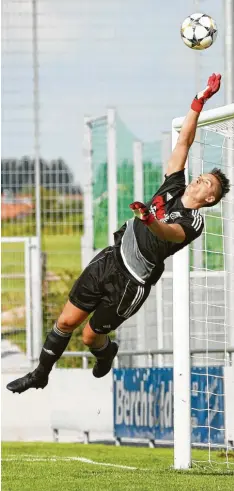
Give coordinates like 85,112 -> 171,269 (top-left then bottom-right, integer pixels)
6,170 -> 205,394
69,170 -> 204,334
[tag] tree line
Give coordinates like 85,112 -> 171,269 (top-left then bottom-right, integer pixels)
1,157 -> 82,195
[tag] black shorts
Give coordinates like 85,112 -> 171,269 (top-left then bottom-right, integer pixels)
69,246 -> 151,334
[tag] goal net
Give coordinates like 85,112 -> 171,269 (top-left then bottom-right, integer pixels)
172,104 -> 234,470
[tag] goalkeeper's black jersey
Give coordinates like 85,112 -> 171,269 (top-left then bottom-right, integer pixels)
114,170 -> 204,285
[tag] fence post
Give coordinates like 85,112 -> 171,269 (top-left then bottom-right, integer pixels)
24,239 -> 32,362
133,141 -> 148,366
81,117 -> 94,269
30,236 -> 43,362
107,108 -> 117,245
156,280 -> 164,367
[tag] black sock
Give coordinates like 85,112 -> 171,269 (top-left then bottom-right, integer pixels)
89,336 -> 112,360
36,323 -> 72,375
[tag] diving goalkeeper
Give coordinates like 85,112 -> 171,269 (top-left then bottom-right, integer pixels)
7,73 -> 230,394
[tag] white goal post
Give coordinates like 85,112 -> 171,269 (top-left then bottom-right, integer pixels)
172,103 -> 234,469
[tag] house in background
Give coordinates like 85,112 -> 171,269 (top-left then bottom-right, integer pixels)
1,190 -> 34,220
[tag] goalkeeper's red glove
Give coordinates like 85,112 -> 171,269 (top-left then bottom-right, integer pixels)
191,73 -> 221,113
129,201 -> 155,226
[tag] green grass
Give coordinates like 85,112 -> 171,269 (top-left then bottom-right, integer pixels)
1,234 -> 81,308
1,235 -> 81,275
1,443 -> 233,491
42,234 -> 81,275
204,213 -> 224,270
1,214 -> 83,238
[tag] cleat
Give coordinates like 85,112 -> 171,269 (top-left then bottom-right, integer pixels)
92,341 -> 118,379
6,369 -> 48,394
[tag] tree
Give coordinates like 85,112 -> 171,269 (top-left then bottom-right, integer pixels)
1,159 -> 18,193
50,158 -> 74,192
17,156 -> 35,191
1,156 -> 78,195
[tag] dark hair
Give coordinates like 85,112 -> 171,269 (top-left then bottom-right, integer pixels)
205,167 -> 230,207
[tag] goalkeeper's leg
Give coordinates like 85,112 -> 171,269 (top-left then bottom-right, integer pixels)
82,322 -> 118,379
6,246 -> 118,394
6,301 -> 89,394
6,307 -> 118,392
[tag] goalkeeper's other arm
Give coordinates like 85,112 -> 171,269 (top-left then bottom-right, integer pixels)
129,201 -> 185,243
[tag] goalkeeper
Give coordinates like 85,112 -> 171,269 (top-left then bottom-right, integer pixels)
7,73 -> 230,394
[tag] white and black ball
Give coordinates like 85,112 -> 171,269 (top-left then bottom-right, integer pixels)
181,13 -> 218,50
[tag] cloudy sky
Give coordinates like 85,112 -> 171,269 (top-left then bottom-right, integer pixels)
2,0 -> 226,186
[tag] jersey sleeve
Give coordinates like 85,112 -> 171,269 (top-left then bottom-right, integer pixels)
157,170 -> 186,196
174,210 -> 204,243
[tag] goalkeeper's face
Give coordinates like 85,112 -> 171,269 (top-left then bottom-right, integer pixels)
186,173 -> 221,207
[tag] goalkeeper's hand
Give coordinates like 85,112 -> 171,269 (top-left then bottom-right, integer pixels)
191,73 -> 221,113
129,201 -> 155,225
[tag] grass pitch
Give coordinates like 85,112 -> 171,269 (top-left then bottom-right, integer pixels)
1,442 -> 233,491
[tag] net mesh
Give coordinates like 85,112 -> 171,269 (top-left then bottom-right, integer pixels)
116,115 -> 135,229
189,117 -> 234,467
117,113 -> 234,468
143,141 -> 162,202
91,113 -> 163,250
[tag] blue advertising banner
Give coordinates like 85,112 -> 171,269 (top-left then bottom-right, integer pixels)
113,367 -> 224,444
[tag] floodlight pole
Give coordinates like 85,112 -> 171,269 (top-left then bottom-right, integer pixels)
32,0 -> 41,245
107,108 -> 117,246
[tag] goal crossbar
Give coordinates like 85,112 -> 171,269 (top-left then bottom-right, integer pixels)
173,103 -> 234,131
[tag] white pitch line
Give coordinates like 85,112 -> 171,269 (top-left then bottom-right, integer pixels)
1,455 -> 140,470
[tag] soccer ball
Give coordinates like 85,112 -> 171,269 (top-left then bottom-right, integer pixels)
180,13 -> 218,50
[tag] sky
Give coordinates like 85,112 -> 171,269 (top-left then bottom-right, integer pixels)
2,0 -> 226,187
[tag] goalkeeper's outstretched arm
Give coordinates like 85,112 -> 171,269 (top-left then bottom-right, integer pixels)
166,73 -> 221,177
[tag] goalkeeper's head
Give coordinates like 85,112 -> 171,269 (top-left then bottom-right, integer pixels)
186,168 -> 230,208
